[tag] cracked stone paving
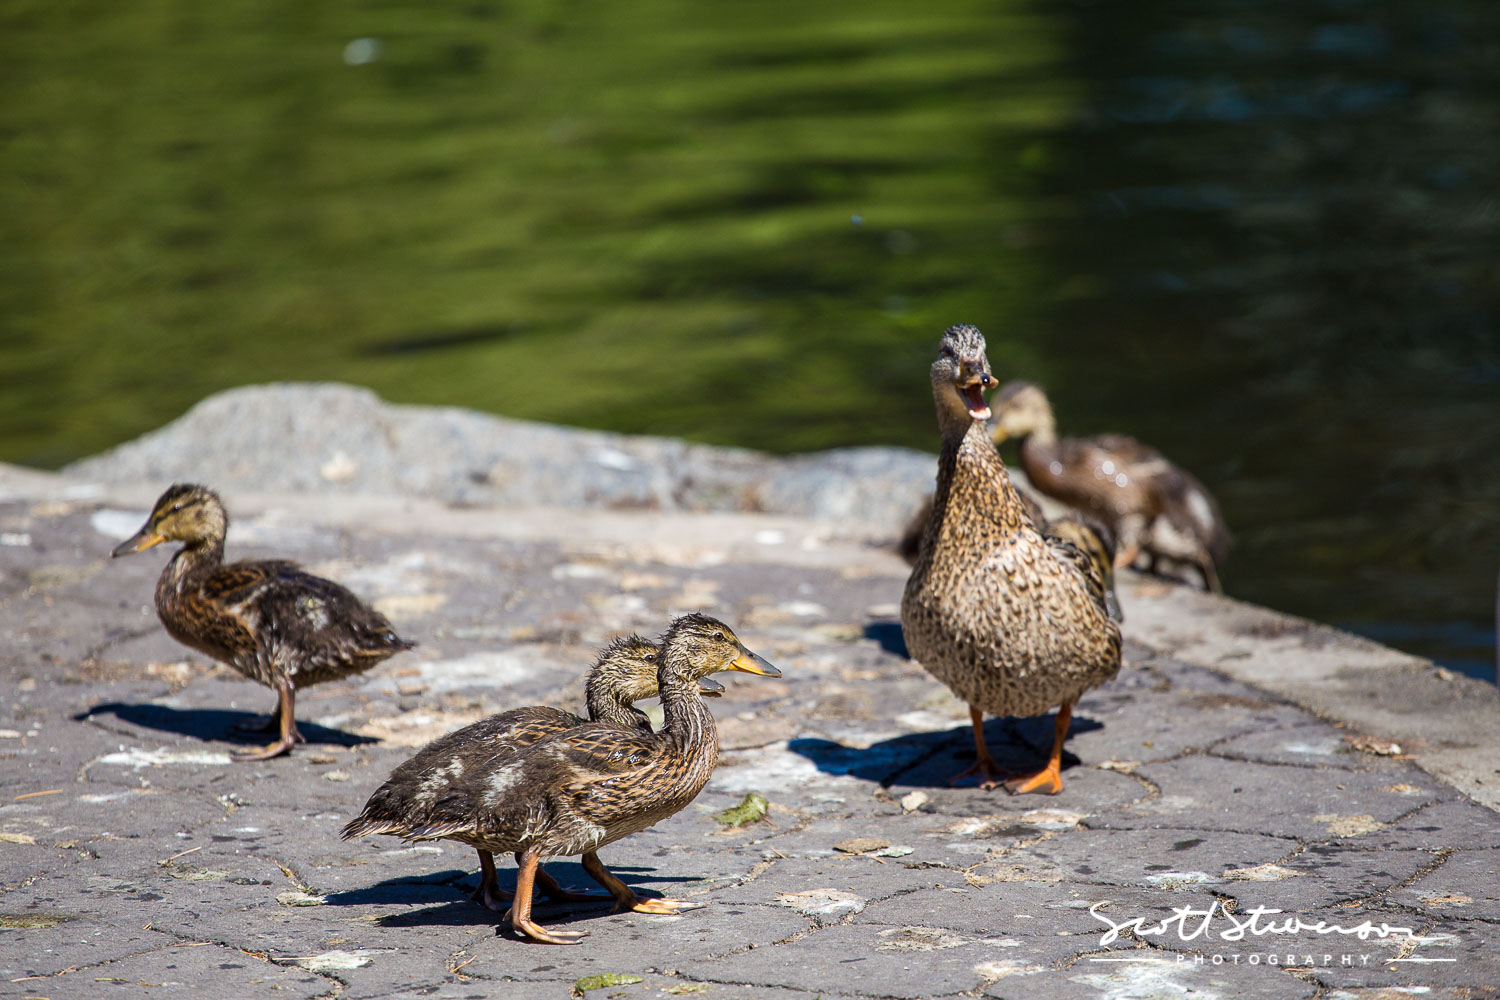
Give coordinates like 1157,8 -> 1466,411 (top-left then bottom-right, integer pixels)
1,494 -> 1496,999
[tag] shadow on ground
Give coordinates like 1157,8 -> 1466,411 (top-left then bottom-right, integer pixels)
323,864 -> 704,930
76,702 -> 378,749
788,711 -> 1097,788
863,621 -> 908,658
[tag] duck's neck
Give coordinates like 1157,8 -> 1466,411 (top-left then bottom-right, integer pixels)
585,679 -> 650,729
655,654 -> 718,757
1020,412 -> 1058,450
929,419 -> 1030,541
933,385 -> 976,440
158,538 -> 225,600
1009,398 -> 1059,465
1013,420 -> 1060,491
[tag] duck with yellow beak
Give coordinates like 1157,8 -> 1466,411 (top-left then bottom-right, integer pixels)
111,483 -> 414,760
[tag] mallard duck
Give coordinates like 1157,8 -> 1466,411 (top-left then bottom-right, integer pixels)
346,613 -> 777,944
991,380 -> 1231,591
110,483 -> 414,760
901,325 -> 1122,794
341,635 -> 730,911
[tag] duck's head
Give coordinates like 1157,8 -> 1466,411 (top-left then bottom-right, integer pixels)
659,613 -> 780,681
930,324 -> 995,426
589,634 -> 724,703
991,380 -> 1055,443
111,483 -> 227,557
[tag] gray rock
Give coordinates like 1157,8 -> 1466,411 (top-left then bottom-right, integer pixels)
63,383 -> 941,533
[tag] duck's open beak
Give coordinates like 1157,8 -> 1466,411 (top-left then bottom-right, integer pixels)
111,525 -> 166,558
729,647 -> 780,677
960,372 -> 993,421
697,676 -> 725,698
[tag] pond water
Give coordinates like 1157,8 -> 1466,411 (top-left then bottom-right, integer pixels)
3,0 -> 1496,676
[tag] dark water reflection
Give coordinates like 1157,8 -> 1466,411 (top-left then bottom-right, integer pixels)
1030,0 -> 1499,676
1,1 -> 1495,675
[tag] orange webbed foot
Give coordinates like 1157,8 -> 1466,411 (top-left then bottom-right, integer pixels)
232,738 -> 294,761
628,897 -> 703,915
1003,764 -> 1063,796
510,917 -> 587,945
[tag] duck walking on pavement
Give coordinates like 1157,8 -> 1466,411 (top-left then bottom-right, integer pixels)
111,483 -> 414,760
346,614 -> 778,944
342,634 -> 744,910
901,326 -> 1121,794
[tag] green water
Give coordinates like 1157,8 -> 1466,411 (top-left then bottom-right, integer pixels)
3,0 -> 1497,675
3,0 -> 1069,459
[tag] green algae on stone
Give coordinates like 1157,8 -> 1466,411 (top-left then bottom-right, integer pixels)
713,792 -> 769,827
574,973 -> 644,992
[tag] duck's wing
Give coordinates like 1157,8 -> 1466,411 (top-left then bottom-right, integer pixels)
200,559 -> 302,603
549,725 -> 683,825
210,560 -> 412,667
897,494 -> 934,566
1014,487 -> 1048,530
343,707 -> 587,841
1044,435 -> 1164,517
1086,434 -> 1180,494
1089,433 -> 1162,463
1158,467 -> 1232,563
422,724 -> 670,847
1043,515 -> 1122,622
1087,436 -> 1229,563
406,707 -> 586,774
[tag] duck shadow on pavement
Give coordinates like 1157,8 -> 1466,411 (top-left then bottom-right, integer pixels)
322,864 -> 701,929
788,711 -> 1100,789
75,701 -> 379,749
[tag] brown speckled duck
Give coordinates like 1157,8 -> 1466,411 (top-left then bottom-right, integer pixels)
110,484 -> 414,760
341,635 -> 737,911
346,614 -> 778,944
902,326 -> 1122,794
991,380 -> 1231,591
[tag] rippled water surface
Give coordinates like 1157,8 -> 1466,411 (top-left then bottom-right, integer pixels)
3,0 -> 1496,675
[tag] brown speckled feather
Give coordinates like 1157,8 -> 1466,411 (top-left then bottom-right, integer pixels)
1020,434 -> 1168,526
156,550 -> 410,688
342,705 -> 587,841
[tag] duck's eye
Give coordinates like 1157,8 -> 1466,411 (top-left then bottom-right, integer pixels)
643,652 -> 656,662
715,631 -> 728,641
169,503 -> 185,513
